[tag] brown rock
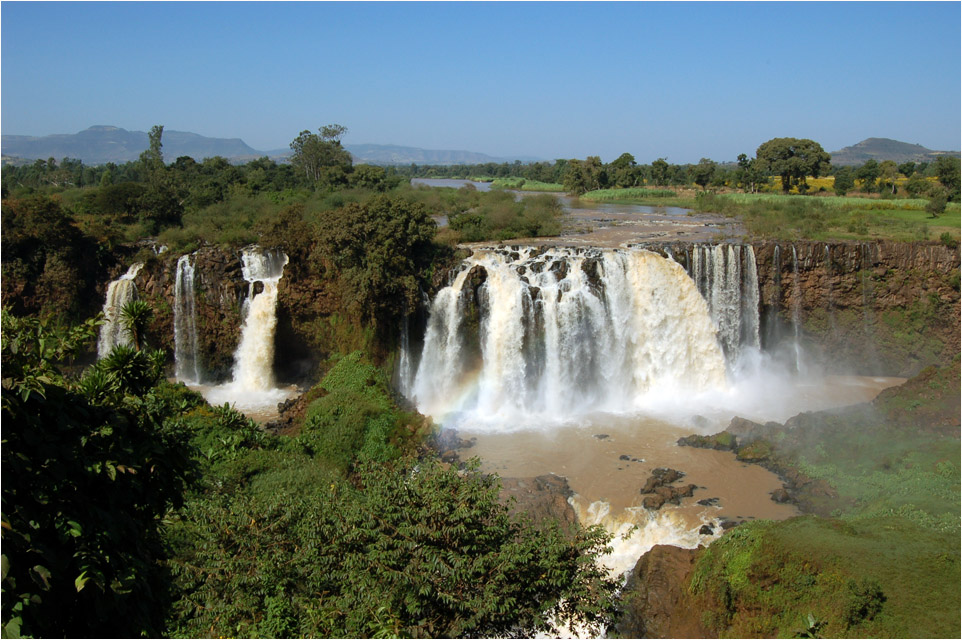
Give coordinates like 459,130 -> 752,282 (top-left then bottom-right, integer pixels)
615,545 -> 712,639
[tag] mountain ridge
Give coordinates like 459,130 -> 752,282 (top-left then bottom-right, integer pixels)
1,126 -> 542,166
829,137 -> 959,165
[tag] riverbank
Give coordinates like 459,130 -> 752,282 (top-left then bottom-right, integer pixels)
614,361 -> 961,638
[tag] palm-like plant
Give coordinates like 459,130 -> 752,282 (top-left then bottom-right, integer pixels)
119,299 -> 153,351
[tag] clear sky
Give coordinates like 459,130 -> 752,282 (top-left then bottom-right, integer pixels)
2,1 -> 960,163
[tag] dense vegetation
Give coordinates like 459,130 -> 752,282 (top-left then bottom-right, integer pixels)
671,362 -> 960,638
1,314 -> 619,637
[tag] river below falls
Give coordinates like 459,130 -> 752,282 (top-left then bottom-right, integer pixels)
451,374 -> 902,576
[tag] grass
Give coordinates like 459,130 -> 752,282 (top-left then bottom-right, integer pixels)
581,187 -> 677,201
489,177 -> 565,192
685,363 -> 961,638
567,184 -> 961,242
693,191 -> 961,242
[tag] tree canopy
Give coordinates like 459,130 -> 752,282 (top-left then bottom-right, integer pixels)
755,137 -> 831,193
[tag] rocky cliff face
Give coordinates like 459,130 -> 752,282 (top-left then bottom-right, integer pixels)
754,241 -> 959,377
658,240 -> 960,377
135,247 -> 246,382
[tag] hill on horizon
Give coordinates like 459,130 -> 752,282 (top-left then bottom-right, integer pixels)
0,125 -> 541,166
829,137 -> 960,165
1,125 -> 263,165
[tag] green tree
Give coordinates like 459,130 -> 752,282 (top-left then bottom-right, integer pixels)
314,195 -> 438,323
855,159 -> 880,193
290,124 -> 353,189
878,160 -> 899,195
650,158 -> 670,186
609,152 -> 640,188
692,157 -> 717,190
925,189 -> 948,217
904,172 -> 930,197
932,156 -> 961,197
897,161 -> 916,178
833,166 -> 855,196
755,137 -> 831,193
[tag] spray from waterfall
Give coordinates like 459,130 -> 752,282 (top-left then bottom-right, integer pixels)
410,247 -> 727,427
97,263 -> 144,358
174,254 -> 202,383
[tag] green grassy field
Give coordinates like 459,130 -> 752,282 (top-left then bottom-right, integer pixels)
579,187 -> 960,243
684,363 -> 961,638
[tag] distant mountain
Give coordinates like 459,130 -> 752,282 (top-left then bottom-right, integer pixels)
1,125 -> 262,164
830,138 -> 960,166
0,126 -> 541,166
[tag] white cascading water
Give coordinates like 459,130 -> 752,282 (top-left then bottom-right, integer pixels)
97,263 -> 145,358
409,247 -> 728,427
688,244 -> 760,365
204,247 -> 291,412
174,254 -> 202,383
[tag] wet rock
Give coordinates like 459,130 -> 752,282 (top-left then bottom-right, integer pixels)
592,433 -> 610,440
548,259 -> 569,280
699,524 -> 715,535
677,431 -> 738,451
697,497 -> 720,507
499,474 -> 578,533
641,468 -> 685,494
581,258 -> 604,290
614,545 -> 708,639
642,494 -> 667,510
619,454 -> 631,461
771,487 -> 792,503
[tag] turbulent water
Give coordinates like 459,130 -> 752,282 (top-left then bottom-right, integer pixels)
96,262 -> 144,358
203,247 -> 293,413
174,254 -> 202,383
407,247 -> 728,427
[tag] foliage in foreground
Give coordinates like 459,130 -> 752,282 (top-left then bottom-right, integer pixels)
0,311 -> 195,638
167,457 -> 617,639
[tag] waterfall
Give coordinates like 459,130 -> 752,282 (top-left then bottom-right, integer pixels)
174,254 -> 202,383
232,247 -> 289,391
410,247 -> 727,425
97,263 -> 145,358
397,314 -> 416,398
790,245 -> 805,374
687,244 -> 760,364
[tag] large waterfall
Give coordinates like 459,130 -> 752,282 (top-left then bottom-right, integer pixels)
97,263 -> 145,357
687,244 -> 760,365
174,254 -> 202,382
203,247 -> 291,414
233,248 -> 288,390
408,247 -> 727,426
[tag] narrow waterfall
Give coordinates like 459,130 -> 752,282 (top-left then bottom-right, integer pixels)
97,263 -> 145,357
790,245 -> 804,373
397,314 -> 415,399
174,254 -> 202,383
688,244 -> 760,363
232,247 -> 289,391
410,247 -> 727,424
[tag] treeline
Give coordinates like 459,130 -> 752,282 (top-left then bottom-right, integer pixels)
398,139 -> 961,202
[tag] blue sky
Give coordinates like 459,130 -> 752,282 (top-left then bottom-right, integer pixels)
2,1 -> 959,163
